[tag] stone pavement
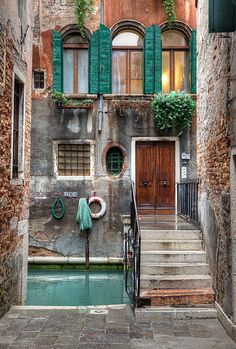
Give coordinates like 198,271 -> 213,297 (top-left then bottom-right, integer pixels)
0,305 -> 236,349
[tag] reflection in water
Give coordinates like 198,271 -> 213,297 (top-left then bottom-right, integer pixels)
27,269 -> 130,306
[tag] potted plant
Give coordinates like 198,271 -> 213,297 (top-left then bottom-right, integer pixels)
151,91 -> 196,135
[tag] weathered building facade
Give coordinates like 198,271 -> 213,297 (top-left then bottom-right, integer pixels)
30,0 -> 197,258
0,0 -> 33,316
197,0 -> 236,340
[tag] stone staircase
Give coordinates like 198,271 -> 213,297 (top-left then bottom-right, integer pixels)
139,218 -> 215,306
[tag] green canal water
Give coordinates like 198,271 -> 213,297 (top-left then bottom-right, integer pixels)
26,268 -> 130,306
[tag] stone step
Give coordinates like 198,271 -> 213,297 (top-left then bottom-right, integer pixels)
140,262 -> 209,275
135,307 -> 217,322
141,230 -> 202,241
140,274 -> 212,289
142,239 -> 202,251
140,288 -> 215,307
141,250 -> 207,263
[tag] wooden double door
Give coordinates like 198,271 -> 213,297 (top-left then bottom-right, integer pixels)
136,141 -> 175,214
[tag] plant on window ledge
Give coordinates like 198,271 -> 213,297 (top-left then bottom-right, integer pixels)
111,99 -> 152,119
52,91 -> 93,109
74,0 -> 94,36
151,92 -> 196,135
162,0 -> 176,27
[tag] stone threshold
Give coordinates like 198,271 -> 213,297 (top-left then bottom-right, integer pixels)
28,256 -> 123,264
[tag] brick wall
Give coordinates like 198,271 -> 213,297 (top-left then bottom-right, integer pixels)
0,1 -> 33,317
197,0 -> 232,316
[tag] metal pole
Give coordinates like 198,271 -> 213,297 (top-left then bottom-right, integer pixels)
85,230 -> 89,270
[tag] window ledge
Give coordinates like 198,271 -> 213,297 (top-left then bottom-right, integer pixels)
10,178 -> 24,186
64,94 -> 98,100
103,94 -> 153,100
56,176 -> 94,181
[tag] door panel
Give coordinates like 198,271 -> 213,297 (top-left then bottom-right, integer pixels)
136,143 -> 155,209
136,141 -> 175,214
156,142 -> 175,208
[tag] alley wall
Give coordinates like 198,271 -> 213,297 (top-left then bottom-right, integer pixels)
197,0 -> 232,317
0,0 -> 33,316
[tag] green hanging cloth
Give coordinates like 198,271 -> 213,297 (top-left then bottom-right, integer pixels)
76,198 -> 93,231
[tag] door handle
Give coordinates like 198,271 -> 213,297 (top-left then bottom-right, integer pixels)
140,179 -> 149,187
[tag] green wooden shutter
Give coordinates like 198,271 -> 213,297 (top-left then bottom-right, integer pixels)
99,24 -> 112,94
52,30 -> 63,92
144,25 -> 162,94
89,24 -> 111,94
209,0 -> 236,33
190,29 -> 197,94
89,29 -> 100,94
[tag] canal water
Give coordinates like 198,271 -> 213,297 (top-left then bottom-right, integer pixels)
26,268 -> 130,306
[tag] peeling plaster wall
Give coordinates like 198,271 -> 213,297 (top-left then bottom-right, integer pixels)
30,1 -> 197,258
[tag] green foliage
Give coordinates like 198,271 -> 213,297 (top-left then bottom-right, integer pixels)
52,91 -> 93,108
75,0 -> 94,36
151,92 -> 196,135
52,91 -> 67,104
162,0 -> 176,27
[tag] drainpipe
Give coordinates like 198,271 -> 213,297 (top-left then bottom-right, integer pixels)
98,0 -> 104,133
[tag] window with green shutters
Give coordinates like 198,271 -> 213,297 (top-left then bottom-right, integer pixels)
52,31 -> 63,92
209,0 -> 236,33
190,29 -> 197,94
144,25 -> 162,94
52,30 -> 89,94
89,24 -> 112,94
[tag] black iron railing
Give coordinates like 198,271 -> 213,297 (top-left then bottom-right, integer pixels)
124,181 -> 141,307
177,181 -> 199,225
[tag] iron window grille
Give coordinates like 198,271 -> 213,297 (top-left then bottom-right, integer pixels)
106,147 -> 124,175
58,144 -> 90,176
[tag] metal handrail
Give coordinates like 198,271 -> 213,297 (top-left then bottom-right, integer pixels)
177,180 -> 199,225
124,181 -> 141,307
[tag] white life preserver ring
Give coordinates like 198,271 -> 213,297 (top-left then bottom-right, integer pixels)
89,196 -> 106,219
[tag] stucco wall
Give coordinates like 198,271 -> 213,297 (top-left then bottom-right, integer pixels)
29,0 -> 197,258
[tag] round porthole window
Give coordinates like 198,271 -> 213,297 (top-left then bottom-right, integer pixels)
106,147 -> 124,176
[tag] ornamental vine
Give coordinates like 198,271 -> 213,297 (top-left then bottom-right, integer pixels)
74,0 -> 94,36
162,0 -> 176,27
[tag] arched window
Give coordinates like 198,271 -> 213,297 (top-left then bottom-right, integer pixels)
63,33 -> 88,94
112,30 -> 143,94
162,30 -> 189,93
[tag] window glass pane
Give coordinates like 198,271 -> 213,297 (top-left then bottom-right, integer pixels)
130,51 -> 143,94
58,144 -> 90,176
113,31 -> 143,47
112,51 -> 127,94
162,51 -> 171,93
63,49 -> 74,93
162,30 -> 187,47
174,51 -> 188,91
64,34 -> 88,44
78,49 -> 88,93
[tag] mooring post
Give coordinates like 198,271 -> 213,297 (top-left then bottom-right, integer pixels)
85,229 -> 89,270
85,195 -> 90,270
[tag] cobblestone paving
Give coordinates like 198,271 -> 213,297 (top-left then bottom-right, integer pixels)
0,306 -> 236,349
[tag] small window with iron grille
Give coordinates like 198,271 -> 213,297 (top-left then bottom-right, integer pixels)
106,147 -> 124,175
33,71 -> 45,89
58,144 -> 90,176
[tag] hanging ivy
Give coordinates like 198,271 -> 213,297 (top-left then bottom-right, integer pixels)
162,0 -> 176,27
151,92 -> 196,135
111,99 -> 152,119
74,0 -> 94,36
